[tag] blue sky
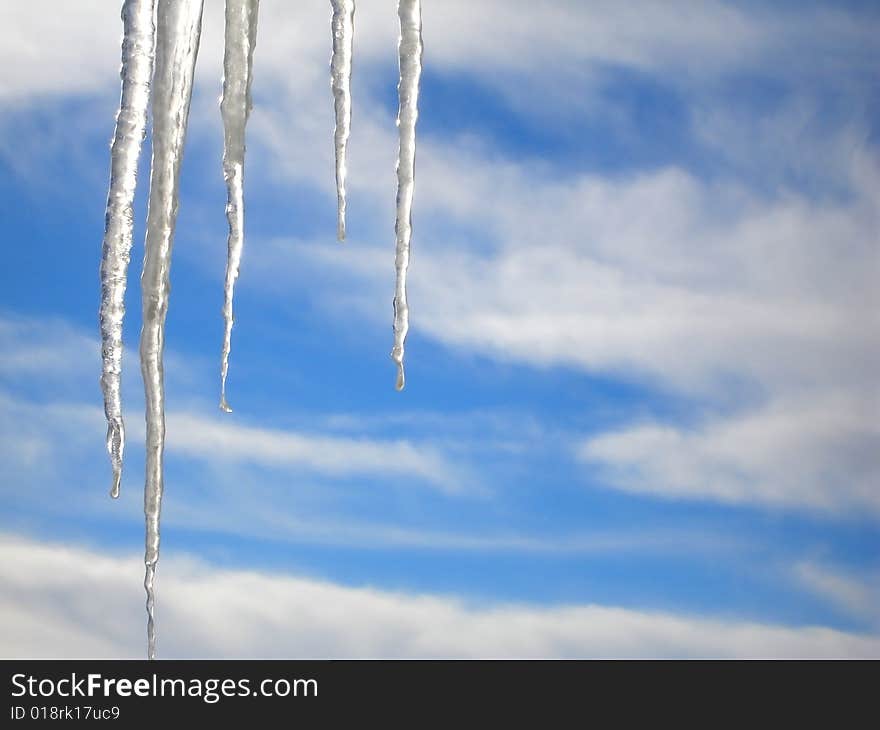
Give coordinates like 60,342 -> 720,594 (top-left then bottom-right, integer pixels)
0,0 -> 878,657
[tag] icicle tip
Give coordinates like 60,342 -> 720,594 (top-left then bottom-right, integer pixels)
106,418 -> 124,499
144,561 -> 157,660
110,472 -> 121,500
392,348 -> 405,391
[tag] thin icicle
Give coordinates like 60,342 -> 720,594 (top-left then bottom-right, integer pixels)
140,0 -> 204,661
99,0 -> 156,499
391,0 -> 422,391
219,0 -> 260,414
330,0 -> 355,241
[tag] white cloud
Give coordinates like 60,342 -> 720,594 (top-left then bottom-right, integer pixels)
234,131 -> 878,525
253,148 -> 879,395
0,312 -> 199,395
795,561 -> 880,624
0,384 -> 727,556
0,367 -> 735,558
0,314 -> 99,378
1,315 -> 703,558
0,0 -> 120,100
2,534 -> 878,658
0,387 -> 464,496
251,68 -> 879,513
165,410 -> 465,493
578,393 -> 880,516
250,151 -> 878,517
3,1 -> 875,101
417,164 -> 878,395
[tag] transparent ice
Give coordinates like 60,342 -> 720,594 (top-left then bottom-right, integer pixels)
99,0 -> 156,499
219,0 -> 260,413
101,0 -> 425,658
391,0 -> 423,391
139,0 -> 204,660
330,0 -> 355,241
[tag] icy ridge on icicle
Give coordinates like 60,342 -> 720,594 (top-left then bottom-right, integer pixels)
140,0 -> 204,660
391,0 -> 423,391
330,0 -> 355,241
219,0 -> 260,414
99,0 -> 157,499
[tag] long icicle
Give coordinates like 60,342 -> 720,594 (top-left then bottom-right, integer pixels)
140,0 -> 204,661
219,0 -> 260,413
330,0 -> 355,241
391,0 -> 423,391
99,0 -> 157,500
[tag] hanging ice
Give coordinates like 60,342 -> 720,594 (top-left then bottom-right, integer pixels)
99,0 -> 157,499
391,0 -> 423,391
100,0 -> 429,659
140,0 -> 204,661
219,0 -> 260,413
330,0 -> 355,241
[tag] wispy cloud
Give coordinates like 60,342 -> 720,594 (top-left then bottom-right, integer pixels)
0,313 -> 468,494
0,313 -> 99,378
794,561 -> 880,625
2,534 -> 878,658
578,393 -> 880,517
5,2 -> 877,100
0,387 -> 467,496
1,381 -> 732,559
165,410 -> 466,494
248,148 -> 878,518
247,135 -> 878,396
0,314 -> 747,558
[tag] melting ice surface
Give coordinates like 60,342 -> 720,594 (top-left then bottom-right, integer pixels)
391,0 -> 423,391
100,0 -> 425,658
140,0 -> 204,660
99,0 -> 156,500
219,0 -> 260,413
330,0 -> 355,241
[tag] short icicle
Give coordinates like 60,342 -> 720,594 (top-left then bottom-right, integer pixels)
219,0 -> 260,414
99,0 -> 157,499
391,0 -> 423,391
330,0 -> 355,241
139,0 -> 204,660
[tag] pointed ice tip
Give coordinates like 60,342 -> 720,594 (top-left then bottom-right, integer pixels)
110,471 -> 121,500
395,366 -> 405,391
337,217 -> 346,242
219,397 -> 233,414
106,420 -> 123,498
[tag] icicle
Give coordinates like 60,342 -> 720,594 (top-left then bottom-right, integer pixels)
391,0 -> 422,391
99,0 -> 157,500
330,0 -> 355,241
219,0 -> 260,414
140,0 -> 204,661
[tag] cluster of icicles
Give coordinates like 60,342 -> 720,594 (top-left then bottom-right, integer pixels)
98,0 -> 423,659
